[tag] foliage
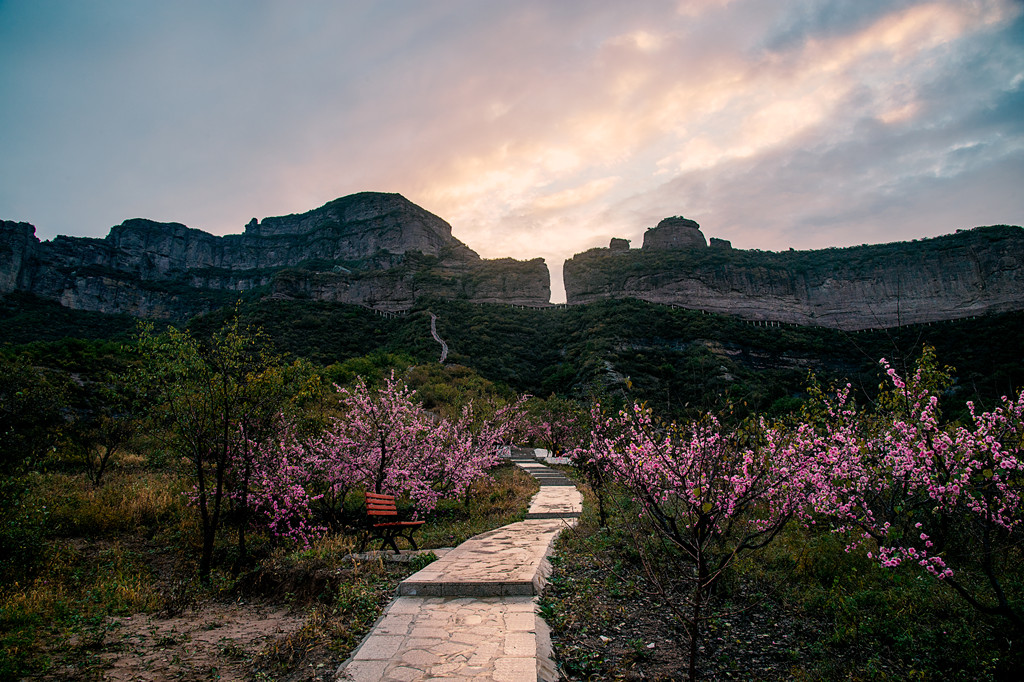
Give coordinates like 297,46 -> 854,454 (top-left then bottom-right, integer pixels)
0,291 -> 139,344
63,366 -> 147,486
325,350 -> 415,389
11,291 -> 1019,429
0,355 -> 68,476
138,317 -> 318,580
405,362 -> 515,418
799,347 -> 1024,630
187,298 -> 397,366
0,476 -> 50,585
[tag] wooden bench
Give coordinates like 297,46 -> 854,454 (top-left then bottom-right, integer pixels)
358,492 -> 425,554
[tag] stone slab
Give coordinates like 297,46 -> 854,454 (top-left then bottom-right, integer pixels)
336,596 -> 556,682
398,519 -> 572,597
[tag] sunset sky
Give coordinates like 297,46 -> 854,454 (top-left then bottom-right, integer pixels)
2,1 -> 1022,302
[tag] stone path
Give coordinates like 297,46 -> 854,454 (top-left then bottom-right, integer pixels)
337,455 -> 582,681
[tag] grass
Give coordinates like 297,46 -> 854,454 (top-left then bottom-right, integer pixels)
417,463 -> 540,548
542,479 -> 1022,681
0,541 -> 164,680
0,456 -> 539,680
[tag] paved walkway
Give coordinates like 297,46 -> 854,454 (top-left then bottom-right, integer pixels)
337,455 -> 581,681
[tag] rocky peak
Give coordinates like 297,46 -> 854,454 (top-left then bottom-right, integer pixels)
642,216 -> 707,250
0,221 -> 38,294
242,192 -> 466,260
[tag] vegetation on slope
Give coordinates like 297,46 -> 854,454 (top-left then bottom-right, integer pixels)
5,291 -> 1023,421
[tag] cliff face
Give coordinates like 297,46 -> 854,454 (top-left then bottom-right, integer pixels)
0,193 -> 550,320
270,256 -> 551,313
564,221 -> 1024,330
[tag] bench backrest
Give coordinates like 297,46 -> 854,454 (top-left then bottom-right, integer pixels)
365,492 -> 398,519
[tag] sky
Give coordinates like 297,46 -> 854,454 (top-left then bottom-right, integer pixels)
2,1 -> 1023,303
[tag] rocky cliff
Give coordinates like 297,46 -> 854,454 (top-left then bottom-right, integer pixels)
564,219 -> 1024,330
1,193 -> 550,320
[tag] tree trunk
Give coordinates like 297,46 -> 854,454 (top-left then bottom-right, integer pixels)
234,447 -> 253,574
200,525 -> 216,584
235,512 -> 247,574
688,554 -> 708,682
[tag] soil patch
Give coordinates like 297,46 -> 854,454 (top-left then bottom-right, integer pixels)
100,603 -> 309,682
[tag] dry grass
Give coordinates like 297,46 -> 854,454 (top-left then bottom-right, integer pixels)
0,458 -> 539,680
39,469 -> 188,538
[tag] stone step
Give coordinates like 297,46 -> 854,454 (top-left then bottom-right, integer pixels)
340,596 -> 556,682
397,519 -> 569,597
524,511 -> 582,520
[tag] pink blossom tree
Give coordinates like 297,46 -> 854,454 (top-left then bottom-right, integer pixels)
240,422 -> 326,546
428,396 -> 527,505
244,372 -> 527,544
525,396 -> 588,456
574,402 -> 810,682
804,348 -> 1024,629
329,372 -> 440,506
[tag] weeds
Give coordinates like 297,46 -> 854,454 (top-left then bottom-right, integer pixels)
1,457 -> 535,679
0,540 -> 163,679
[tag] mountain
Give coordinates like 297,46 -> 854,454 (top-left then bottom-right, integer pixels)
0,193 -> 550,319
5,194 -> 1023,330
563,218 -> 1024,331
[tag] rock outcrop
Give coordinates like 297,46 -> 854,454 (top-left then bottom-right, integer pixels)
642,217 -> 707,250
1,193 -> 550,320
564,222 -> 1024,330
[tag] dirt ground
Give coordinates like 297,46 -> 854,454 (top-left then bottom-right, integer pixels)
98,603 -> 310,682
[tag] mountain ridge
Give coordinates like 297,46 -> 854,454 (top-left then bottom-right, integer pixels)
0,192 -> 550,319
3,193 -> 1022,328
563,219 -> 1024,331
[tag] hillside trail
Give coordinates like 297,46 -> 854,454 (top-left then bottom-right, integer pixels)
429,313 -> 449,363
336,450 -> 581,682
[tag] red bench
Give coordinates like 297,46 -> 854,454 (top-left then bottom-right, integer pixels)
359,492 -> 426,554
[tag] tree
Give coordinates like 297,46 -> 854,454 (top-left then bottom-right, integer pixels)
318,371 -> 523,511
431,395 -> 527,505
575,402 -> 808,682
526,395 -> 588,456
139,318 -> 305,581
805,347 -> 1024,629
329,371 -> 438,501
249,371 -> 526,542
243,422 -> 327,546
0,354 -> 67,475
527,396 -> 610,522
65,367 -> 145,486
